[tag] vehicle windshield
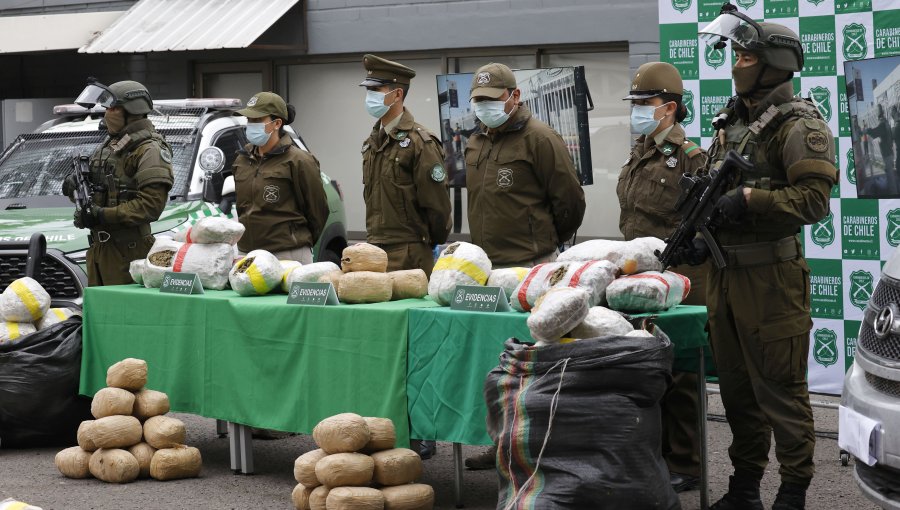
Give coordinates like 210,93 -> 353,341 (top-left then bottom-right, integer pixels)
0,106 -> 205,202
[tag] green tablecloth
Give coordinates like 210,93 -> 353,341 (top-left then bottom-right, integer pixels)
80,285 -> 438,446
406,305 -> 709,446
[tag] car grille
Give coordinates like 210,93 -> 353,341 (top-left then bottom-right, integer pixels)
859,276 -> 900,362
864,372 -> 900,398
0,254 -> 81,299
871,275 -> 900,309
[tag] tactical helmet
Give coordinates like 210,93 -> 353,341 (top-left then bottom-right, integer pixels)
700,8 -> 803,72
623,62 -> 683,100
107,80 -> 153,115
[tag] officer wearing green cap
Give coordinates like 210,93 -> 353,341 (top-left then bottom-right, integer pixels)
230,91 -> 329,263
674,6 -> 838,509
618,61 -> 708,494
63,79 -> 174,286
464,62 -> 585,269
359,54 -> 452,277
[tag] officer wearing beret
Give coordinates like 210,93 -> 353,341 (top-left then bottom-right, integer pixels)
685,12 -> 838,510
359,54 -> 452,277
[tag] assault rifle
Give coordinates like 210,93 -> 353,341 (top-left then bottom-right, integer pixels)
656,149 -> 753,269
71,152 -> 94,215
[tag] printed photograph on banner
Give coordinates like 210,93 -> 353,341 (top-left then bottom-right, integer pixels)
844,319 -> 862,372
873,8 -> 900,57
878,198 -> 900,257
806,198 -> 843,259
841,197 -> 881,259
836,0 -> 873,14
660,23 -> 701,81
698,24 -> 732,80
733,0 -> 765,20
801,75 -> 840,135
837,75 -> 852,138
800,15 -> 838,76
660,0 -> 698,23
832,137 -> 842,198
699,79 -> 733,137
699,0 -> 731,22
836,12 -> 875,72
765,0 -> 800,18
809,257 -> 845,319
839,137 -> 859,198
799,0 -> 836,16
808,318 -> 845,395
842,258 -> 882,320
681,80 -> 702,139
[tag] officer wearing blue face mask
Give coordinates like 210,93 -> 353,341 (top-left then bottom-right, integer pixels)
230,92 -> 329,263
616,61 -> 709,494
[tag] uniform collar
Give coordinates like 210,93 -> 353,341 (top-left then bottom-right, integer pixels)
371,108 -> 416,141
636,123 -> 685,157
124,117 -> 155,134
737,81 -> 795,122
241,134 -> 292,159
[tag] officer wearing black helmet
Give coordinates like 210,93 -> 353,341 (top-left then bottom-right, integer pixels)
63,80 -> 174,286
674,5 -> 838,510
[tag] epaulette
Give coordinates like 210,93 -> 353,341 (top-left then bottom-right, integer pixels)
682,140 -> 703,158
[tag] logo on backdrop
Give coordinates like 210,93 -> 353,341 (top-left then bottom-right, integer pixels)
736,0 -> 757,9
705,44 -> 726,69
809,86 -> 832,122
806,0 -> 825,6
847,148 -> 856,184
682,90 -> 695,126
812,211 -> 836,248
813,328 -> 839,367
849,270 -> 875,310
672,0 -> 691,13
887,209 -> 900,247
842,23 -> 868,61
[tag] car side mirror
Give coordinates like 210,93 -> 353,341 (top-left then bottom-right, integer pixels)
199,147 -> 226,204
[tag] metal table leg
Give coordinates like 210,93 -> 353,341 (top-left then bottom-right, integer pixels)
453,442 -> 464,508
698,347 -> 709,510
227,422 -> 255,474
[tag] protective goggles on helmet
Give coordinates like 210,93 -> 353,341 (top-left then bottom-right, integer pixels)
699,7 -> 764,50
74,83 -> 116,109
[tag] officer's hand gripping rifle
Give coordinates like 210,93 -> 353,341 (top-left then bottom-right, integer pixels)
72,152 -> 93,216
657,149 -> 753,269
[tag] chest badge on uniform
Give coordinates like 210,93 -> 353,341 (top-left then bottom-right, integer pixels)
397,131 -> 407,140
263,185 -> 279,203
666,156 -> 677,168
361,143 -> 369,153
497,168 -> 513,189
431,164 -> 446,182
160,147 -> 173,164
660,144 -> 675,156
806,131 -> 829,153
399,138 -> 411,148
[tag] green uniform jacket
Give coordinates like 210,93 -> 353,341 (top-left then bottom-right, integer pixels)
361,108 -> 452,246
617,123 -> 709,306
232,135 -> 329,254
465,105 -> 586,266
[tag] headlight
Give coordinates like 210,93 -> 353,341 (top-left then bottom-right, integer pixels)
199,147 -> 225,173
68,249 -> 88,264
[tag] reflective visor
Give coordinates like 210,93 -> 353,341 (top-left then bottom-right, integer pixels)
699,12 -> 763,49
74,83 -> 116,109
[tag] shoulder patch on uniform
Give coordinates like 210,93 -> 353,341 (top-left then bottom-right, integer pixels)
160,146 -> 172,164
431,163 -> 446,182
806,131 -> 829,153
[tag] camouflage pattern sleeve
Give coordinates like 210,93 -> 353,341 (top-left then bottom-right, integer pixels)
414,130 -> 452,245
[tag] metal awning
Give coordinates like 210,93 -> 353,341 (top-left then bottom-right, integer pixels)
79,0 -> 302,53
0,11 -> 124,54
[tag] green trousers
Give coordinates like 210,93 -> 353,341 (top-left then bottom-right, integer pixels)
377,242 -> 436,278
707,256 -> 816,485
87,232 -> 155,286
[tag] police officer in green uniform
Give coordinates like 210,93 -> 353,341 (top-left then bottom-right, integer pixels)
674,11 -> 838,510
464,62 -> 586,470
465,63 -> 586,268
63,80 -> 174,286
618,61 -> 709,493
359,54 -> 452,277
232,92 -> 329,263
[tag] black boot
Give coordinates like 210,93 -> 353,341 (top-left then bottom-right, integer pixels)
771,482 -> 807,510
709,474 -> 764,510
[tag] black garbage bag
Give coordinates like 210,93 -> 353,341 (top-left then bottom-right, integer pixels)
485,326 -> 679,510
0,317 -> 92,448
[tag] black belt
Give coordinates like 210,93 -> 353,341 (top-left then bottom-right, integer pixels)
722,236 -> 799,268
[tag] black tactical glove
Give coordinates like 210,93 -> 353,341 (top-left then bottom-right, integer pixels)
62,173 -> 77,199
715,185 -> 748,223
668,238 -> 710,267
74,206 -> 101,229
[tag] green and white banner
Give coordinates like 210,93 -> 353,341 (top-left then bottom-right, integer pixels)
660,0 -> 900,395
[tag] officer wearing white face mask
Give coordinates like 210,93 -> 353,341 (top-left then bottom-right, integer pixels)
616,61 -> 709,494
359,54 -> 452,278
231,92 -> 329,263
